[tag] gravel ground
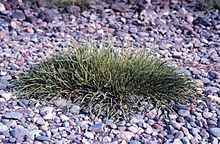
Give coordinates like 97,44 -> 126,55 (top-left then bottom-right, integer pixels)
0,0 -> 220,143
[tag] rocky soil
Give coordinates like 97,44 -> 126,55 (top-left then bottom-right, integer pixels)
0,0 -> 220,143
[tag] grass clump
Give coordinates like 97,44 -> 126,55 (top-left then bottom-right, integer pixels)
11,41 -> 199,120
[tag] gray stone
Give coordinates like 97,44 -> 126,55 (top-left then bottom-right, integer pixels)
69,105 -> 80,114
170,121 -> 181,130
12,10 -> 26,21
89,122 -> 104,133
215,25 -> 220,30
103,136 -> 112,143
202,111 -> 213,119
10,127 -> 29,139
130,140 -> 141,144
145,124 -> 153,134
178,110 -> 190,117
84,132 -> 94,139
181,137 -> 190,144
0,123 -> 8,132
40,107 -> 53,115
3,112 -> 23,120
210,127 -> 220,137
35,136 -> 50,141
212,137 -> 219,144
129,27 -> 138,34
190,128 -> 200,136
11,64 -> 19,70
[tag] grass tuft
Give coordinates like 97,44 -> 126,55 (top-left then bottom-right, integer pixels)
11,41 -> 200,120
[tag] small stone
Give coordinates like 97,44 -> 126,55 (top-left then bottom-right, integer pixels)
3,112 -> 23,120
29,130 -> 42,140
129,27 -> 138,34
130,140 -> 141,144
103,136 -> 111,143
84,132 -> 94,139
170,121 -> 181,130
0,91 -> 12,100
210,127 -> 220,137
12,10 -> 26,20
146,109 -> 157,119
181,137 -> 190,144
37,0 -> 48,7
26,27 -> 34,33
10,21 -> 17,29
10,127 -> 29,139
145,124 -> 153,134
211,137 -> 219,144
0,3 -> 5,12
35,136 -> 50,141
120,131 -> 135,141
60,115 -> 69,122
69,105 -> 80,114
89,122 -> 104,133
216,25 -> 220,30
40,107 -> 54,115
36,117 -> 46,125
202,111 -> 213,119
178,110 -> 190,117
11,64 -> 19,70
43,113 -> 54,120
187,15 -> 194,23
128,126 -> 138,133
190,128 -> 200,136
0,70 -> 7,76
26,16 -> 37,23
0,123 -> 8,132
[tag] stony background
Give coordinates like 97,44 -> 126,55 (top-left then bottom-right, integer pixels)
0,0 -> 220,143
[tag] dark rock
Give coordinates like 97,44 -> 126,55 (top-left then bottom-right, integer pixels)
26,16 -> 37,23
38,9 -> 59,22
12,10 -> 25,21
111,2 -> 129,13
193,17 -> 211,27
66,5 -> 81,15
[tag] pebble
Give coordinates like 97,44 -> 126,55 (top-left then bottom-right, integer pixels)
89,122 -> 104,133
130,140 -> 141,144
210,127 -> 220,137
3,112 -> 23,120
10,127 -> 29,139
69,105 -> 80,114
202,111 -> 213,119
84,132 -> 94,140
0,123 -> 8,132
178,110 -> 190,117
120,131 -> 135,141
0,3 -> 5,12
35,136 -> 50,141
103,136 -> 112,143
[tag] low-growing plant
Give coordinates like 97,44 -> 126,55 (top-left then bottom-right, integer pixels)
11,41 -> 200,120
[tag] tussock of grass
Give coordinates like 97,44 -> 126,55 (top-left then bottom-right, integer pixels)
11,41 -> 199,120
